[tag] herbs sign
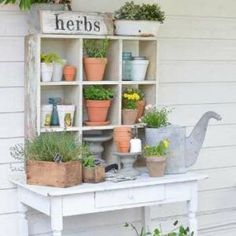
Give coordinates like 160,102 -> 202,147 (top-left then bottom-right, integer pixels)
40,11 -> 114,35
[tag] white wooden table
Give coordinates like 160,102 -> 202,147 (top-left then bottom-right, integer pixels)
11,172 -> 207,236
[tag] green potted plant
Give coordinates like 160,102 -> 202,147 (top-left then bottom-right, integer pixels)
83,39 -> 109,81
84,85 -> 113,126
114,1 -> 165,37
82,147 -> 105,183
10,132 -> 83,187
144,139 -> 169,177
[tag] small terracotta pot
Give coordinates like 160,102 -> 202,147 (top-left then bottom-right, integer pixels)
83,57 -> 107,81
118,141 -> 130,153
83,165 -> 105,183
145,156 -> 166,177
122,109 -> 138,125
136,99 -> 145,122
85,100 -> 111,122
63,65 -> 76,81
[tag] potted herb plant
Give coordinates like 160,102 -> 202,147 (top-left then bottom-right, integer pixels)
114,1 -> 165,37
144,139 -> 169,177
83,39 -> 109,81
10,132 -> 83,187
84,85 -> 113,126
122,89 -> 140,125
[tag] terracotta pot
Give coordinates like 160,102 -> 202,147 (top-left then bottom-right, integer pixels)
83,165 -> 105,183
85,100 -> 111,122
63,65 -> 76,81
145,156 -> 166,177
122,109 -> 138,125
26,160 -> 82,187
118,141 -> 130,153
136,100 -> 145,122
83,57 -> 107,81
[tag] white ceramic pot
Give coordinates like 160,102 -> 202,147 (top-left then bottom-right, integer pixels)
41,63 -> 53,82
130,60 -> 149,81
114,20 -> 161,37
41,105 -> 53,127
57,105 -> 75,128
52,60 -> 66,82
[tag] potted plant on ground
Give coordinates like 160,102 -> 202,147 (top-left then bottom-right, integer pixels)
144,139 -> 169,177
122,89 -> 140,125
84,85 -> 113,126
10,132 -> 83,187
83,39 -> 109,81
114,1 -> 165,37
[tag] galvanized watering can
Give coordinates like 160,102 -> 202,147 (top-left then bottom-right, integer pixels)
145,111 -> 222,174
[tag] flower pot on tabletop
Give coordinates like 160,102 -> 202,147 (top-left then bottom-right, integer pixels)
83,165 -> 105,183
146,156 -> 166,177
41,63 -> 53,82
83,58 -> 107,81
52,60 -> 66,82
122,109 -> 138,125
41,104 -> 53,127
63,65 -> 76,81
57,105 -> 75,128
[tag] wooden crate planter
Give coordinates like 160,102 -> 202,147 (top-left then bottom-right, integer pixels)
26,160 -> 82,187
83,166 -> 105,183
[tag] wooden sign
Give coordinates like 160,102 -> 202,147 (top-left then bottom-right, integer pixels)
40,11 -> 114,35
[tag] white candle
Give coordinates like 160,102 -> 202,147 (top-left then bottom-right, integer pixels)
130,138 -> 142,153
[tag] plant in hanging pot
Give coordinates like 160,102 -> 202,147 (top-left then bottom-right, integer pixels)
84,85 -> 114,126
83,39 -> 109,81
144,139 -> 169,177
114,1 -> 165,37
122,89 -> 140,125
10,132 -> 83,187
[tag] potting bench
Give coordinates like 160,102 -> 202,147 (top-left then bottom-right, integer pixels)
11,172 -> 207,236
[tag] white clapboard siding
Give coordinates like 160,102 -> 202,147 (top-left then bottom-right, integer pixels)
0,37 -> 24,62
0,137 -> 24,164
0,189 -> 17,214
0,88 -> 24,112
160,0 -> 236,18
159,16 -> 236,40
159,39 -> 236,61
158,83 -> 236,105
0,113 -> 24,138
0,214 -> 20,236
0,62 -> 24,87
159,61 -> 236,83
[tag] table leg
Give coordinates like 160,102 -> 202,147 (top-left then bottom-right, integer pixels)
142,206 -> 151,232
51,197 -> 63,236
18,200 -> 29,236
187,183 -> 198,236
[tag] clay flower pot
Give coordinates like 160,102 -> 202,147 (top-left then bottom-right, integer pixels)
118,141 -> 130,153
63,65 -> 76,81
136,99 -> 145,122
83,165 -> 105,183
122,109 -> 138,125
83,58 -> 107,81
145,156 -> 166,177
85,100 -> 111,122
113,127 -> 132,152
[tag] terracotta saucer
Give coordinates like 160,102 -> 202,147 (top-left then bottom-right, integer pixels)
84,121 -> 110,126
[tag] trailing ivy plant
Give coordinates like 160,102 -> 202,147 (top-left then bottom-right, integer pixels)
0,0 -> 70,10
84,39 -> 109,58
84,85 -> 114,100
114,1 -> 165,23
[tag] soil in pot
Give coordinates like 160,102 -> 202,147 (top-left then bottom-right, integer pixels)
85,100 -> 111,123
63,65 -> 76,81
83,165 -> 105,183
146,156 -> 166,177
26,160 -> 82,187
83,58 -> 107,81
136,100 -> 145,122
122,109 -> 138,125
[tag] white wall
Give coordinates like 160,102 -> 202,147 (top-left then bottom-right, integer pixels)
0,0 -> 236,235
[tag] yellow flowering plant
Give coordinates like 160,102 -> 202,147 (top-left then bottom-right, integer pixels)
144,139 -> 170,157
122,88 -> 144,109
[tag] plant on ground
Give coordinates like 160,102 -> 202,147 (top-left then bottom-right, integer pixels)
0,0 -> 71,10
84,39 -> 109,58
41,52 -> 64,65
122,88 -> 142,110
10,132 -> 84,162
140,105 -> 171,128
124,220 -> 194,236
84,85 -> 113,100
144,139 -> 170,157
114,1 -> 165,23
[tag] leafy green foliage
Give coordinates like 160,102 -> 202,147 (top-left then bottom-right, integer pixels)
10,132 -> 84,162
114,1 -> 165,23
0,0 -> 70,10
125,221 -> 194,236
41,52 -> 63,65
84,39 -> 109,58
140,106 -> 171,128
144,139 -> 170,157
81,144 -> 95,168
84,85 -> 113,100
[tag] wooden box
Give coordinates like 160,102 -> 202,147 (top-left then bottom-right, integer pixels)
83,166 -> 105,183
26,160 -> 82,187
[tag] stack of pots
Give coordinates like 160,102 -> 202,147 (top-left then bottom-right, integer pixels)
113,127 -> 132,153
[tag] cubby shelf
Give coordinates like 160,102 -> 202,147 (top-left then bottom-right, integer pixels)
25,34 -> 158,161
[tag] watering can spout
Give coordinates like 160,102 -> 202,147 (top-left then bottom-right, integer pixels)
185,111 -> 222,168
